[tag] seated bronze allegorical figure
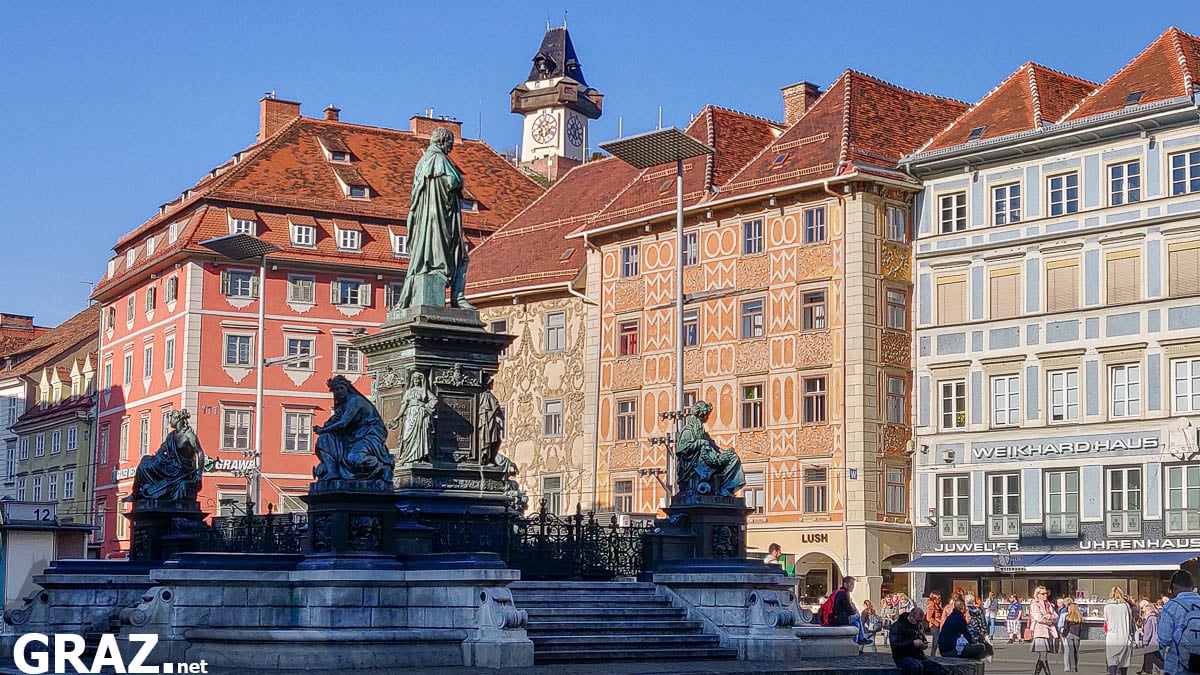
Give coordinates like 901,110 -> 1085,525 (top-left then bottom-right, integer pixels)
674,400 -> 746,498
123,409 -> 204,502
313,375 -> 395,484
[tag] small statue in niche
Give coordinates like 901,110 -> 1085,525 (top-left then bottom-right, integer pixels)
313,376 -> 395,484
674,400 -> 746,498
477,375 -> 503,465
123,409 -> 204,502
390,369 -> 437,465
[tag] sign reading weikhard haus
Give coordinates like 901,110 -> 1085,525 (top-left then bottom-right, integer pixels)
964,431 -> 1160,462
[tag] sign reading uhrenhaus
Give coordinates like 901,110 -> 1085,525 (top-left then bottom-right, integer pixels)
959,430 -> 1160,463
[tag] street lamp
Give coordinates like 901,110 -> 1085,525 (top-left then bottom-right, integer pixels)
199,233 -> 281,514
600,128 -> 713,494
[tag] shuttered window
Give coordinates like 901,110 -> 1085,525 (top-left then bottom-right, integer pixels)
989,268 -> 1020,319
1168,242 -> 1200,297
1046,260 -> 1080,312
937,276 -> 967,325
1106,251 -> 1141,304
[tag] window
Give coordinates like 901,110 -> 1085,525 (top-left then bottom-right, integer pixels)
939,475 -> 970,540
1048,369 -> 1079,423
1165,465 -> 1200,535
992,183 -> 1021,225
48,473 -> 58,501
32,476 -> 41,501
1170,150 -> 1200,196
683,390 -> 698,411
224,335 -> 253,367
803,376 -> 827,424
287,276 -> 315,303
165,277 -> 177,303
936,276 -> 967,324
338,229 -> 361,251
988,268 -> 1020,319
283,411 -> 313,454
741,384 -> 764,429
545,312 -> 566,352
349,186 -> 368,199
1045,470 -> 1080,538
16,479 -> 25,501
542,400 -> 563,438
740,299 -> 764,339
231,218 -> 256,235
1046,259 -> 1080,312
988,473 -> 1020,539
66,426 -> 77,451
330,150 -> 349,163
489,319 -> 508,359
620,245 -> 639,277
384,282 -> 404,308
217,491 -> 248,517
886,206 -> 907,243
1048,172 -> 1080,216
222,408 -> 252,450
682,309 -> 699,347
743,219 -> 764,254
681,231 -> 698,266
802,467 -> 827,513
803,207 -> 826,243
291,224 -> 315,248
940,379 -> 967,430
542,475 -> 562,514
123,353 -> 133,386
391,233 -> 408,257
991,374 -> 1020,427
168,221 -> 180,243
332,280 -> 368,306
221,270 -> 258,298
335,345 -> 361,373
285,338 -> 314,370
50,430 -> 61,454
63,469 -> 75,499
618,320 -> 639,357
1109,160 -> 1141,205
1110,363 -> 1141,418
614,479 -> 634,512
886,376 -> 906,424
98,425 -> 109,465
126,296 -> 135,323
1174,358 -> 1200,413
34,433 -> 44,457
498,405 -> 507,441
1168,242 -> 1200,297
139,415 -> 150,456
161,408 -> 172,441
119,420 -> 129,461
94,503 -> 104,542
1106,250 -> 1140,304
885,468 -> 906,515
745,472 -> 765,514
104,307 -> 116,331
1107,467 -> 1142,536
103,362 -> 112,392
145,237 -> 156,257
164,337 -> 175,371
144,286 -> 156,313
616,399 -> 637,441
939,192 -> 967,233
143,345 -> 153,378
802,290 -> 826,330
885,290 -> 907,330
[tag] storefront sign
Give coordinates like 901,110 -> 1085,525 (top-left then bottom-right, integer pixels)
800,533 -> 830,544
203,458 -> 256,472
1079,537 -> 1200,550
933,541 -> 1019,553
114,467 -> 138,480
970,432 -> 1159,462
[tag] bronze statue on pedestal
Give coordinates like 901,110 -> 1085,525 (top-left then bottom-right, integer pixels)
313,376 -> 394,484
124,409 -> 204,502
674,401 -> 746,498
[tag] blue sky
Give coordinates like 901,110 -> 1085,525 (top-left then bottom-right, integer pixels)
1,1 -> 1194,326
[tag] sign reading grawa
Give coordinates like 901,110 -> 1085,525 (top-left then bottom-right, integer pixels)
967,431 -> 1160,462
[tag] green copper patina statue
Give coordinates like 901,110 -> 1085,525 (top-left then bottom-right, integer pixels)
675,401 -> 746,498
394,127 -> 474,310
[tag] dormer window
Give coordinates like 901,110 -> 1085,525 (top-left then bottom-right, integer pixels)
338,228 -> 361,251
318,135 -> 353,163
292,224 -> 316,248
1125,91 -> 1144,107
145,236 -> 156,257
392,232 -> 408,257
967,126 -> 987,141
126,249 -> 136,269
349,186 -> 368,199
231,219 -> 256,235
108,259 -> 118,278
770,152 -> 789,169
330,151 -> 350,163
461,199 -> 477,212
168,221 -> 180,243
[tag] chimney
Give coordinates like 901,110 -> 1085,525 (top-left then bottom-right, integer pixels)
410,114 -> 462,142
258,95 -> 302,142
323,105 -> 341,122
781,81 -> 821,126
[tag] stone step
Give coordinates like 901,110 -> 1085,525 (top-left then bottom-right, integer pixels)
523,606 -> 687,619
513,593 -> 667,605
510,580 -> 655,592
533,645 -> 738,663
526,619 -> 703,632
529,633 -> 721,646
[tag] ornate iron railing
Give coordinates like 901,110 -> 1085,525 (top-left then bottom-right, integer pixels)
193,513 -> 307,554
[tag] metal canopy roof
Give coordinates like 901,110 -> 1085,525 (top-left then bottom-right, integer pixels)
599,128 -> 713,169
199,234 -> 281,260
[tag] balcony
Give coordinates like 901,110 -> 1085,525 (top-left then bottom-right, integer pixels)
939,515 -> 969,540
1107,510 -> 1142,536
988,514 -> 1020,539
1044,512 -> 1080,538
1165,508 -> 1200,536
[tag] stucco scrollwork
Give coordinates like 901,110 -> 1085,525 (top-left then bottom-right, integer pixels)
609,442 -> 640,470
736,339 -> 769,374
682,267 -> 705,295
880,330 -> 910,367
736,256 -> 769,290
797,424 -> 836,454
613,278 -> 645,313
795,332 -> 833,365
882,423 -> 911,455
613,358 -> 643,390
796,244 -> 833,279
880,242 -> 911,280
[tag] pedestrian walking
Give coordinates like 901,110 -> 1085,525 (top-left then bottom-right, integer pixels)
1007,594 -> 1025,643
1157,570 -> 1200,675
1029,585 -> 1059,675
926,592 -> 944,656
986,591 -> 1000,639
1139,601 -> 1163,675
1106,586 -> 1136,675
1062,602 -> 1084,673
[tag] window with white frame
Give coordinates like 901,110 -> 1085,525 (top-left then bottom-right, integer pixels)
125,295 -> 135,324
221,270 -> 258,298
335,344 -> 361,373
802,467 -> 827,513
222,408 -> 252,450
165,276 -> 178,303
885,468 -> 906,515
32,476 -> 41,501
291,224 -> 315,248
287,275 -> 315,303
337,228 -> 361,251
987,473 -> 1020,539
283,411 -> 313,454
332,280 -> 367,306
1107,467 -> 1142,536
489,319 -> 508,359
803,207 -> 826,244
63,469 -> 75,499
392,232 -> 408,257
992,182 -> 1021,225
143,345 -> 153,378
682,309 -> 699,347
1170,149 -> 1200,196
224,335 -> 253,367
740,299 -> 764,339
217,491 -> 248,517
144,286 -> 156,313
50,430 -> 61,454
230,218 -> 256,235
803,376 -> 827,424
139,414 -> 150,456
161,407 -> 172,441
744,471 -> 765,514
545,311 -> 566,352
164,337 -> 175,371
16,479 -> 25,501
67,426 -> 77,451
991,374 -> 1020,427
542,400 -> 563,438
936,276 -> 967,324
743,219 -> 764,254
18,437 -> 28,461
1045,470 -> 1080,538
616,398 -> 637,441
620,245 -> 639,277
48,473 -> 58,501
384,282 -> 404,308
119,420 -> 129,461
939,192 -> 967,233
103,362 -> 112,391
1174,358 -> 1200,413
940,379 -> 967,430
681,231 -> 698,266
94,503 -> 104,542
34,433 -> 44,457
1048,172 -> 1080,216
1110,363 -> 1141,418
542,475 -> 563,514
886,376 -> 906,424
285,338 -> 314,370
1168,242 -> 1200,297
613,479 -> 634,512
1109,160 -> 1141,205
801,290 -> 826,330
123,353 -> 133,386
939,475 -> 970,540
1165,465 -> 1200,535
886,205 -> 907,243
1106,250 -> 1141,304
885,290 -> 906,330
1048,369 -> 1079,423
348,186 -> 368,199
741,384 -> 764,429
618,319 -> 639,357
98,424 -> 108,465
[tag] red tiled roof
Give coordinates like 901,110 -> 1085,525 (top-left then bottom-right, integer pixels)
467,157 -> 641,296
96,113 -> 543,298
13,393 -> 95,426
923,63 -> 1095,152
0,306 -> 99,379
1063,27 -> 1200,122
720,71 -> 967,199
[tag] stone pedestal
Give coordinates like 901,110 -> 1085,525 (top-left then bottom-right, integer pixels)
643,494 -> 768,574
301,480 -> 413,565
126,498 -> 208,562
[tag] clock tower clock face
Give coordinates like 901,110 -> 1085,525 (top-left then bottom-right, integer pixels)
565,116 -> 584,148
531,112 -> 558,144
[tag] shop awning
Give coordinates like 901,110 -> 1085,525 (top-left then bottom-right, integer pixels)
893,555 -> 1018,573
1022,552 -> 1200,572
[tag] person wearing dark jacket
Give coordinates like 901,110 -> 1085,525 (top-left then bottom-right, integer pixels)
938,598 -> 988,659
891,607 -> 949,675
824,576 -> 870,645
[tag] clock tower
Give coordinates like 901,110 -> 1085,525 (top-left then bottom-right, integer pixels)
511,24 -> 603,179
